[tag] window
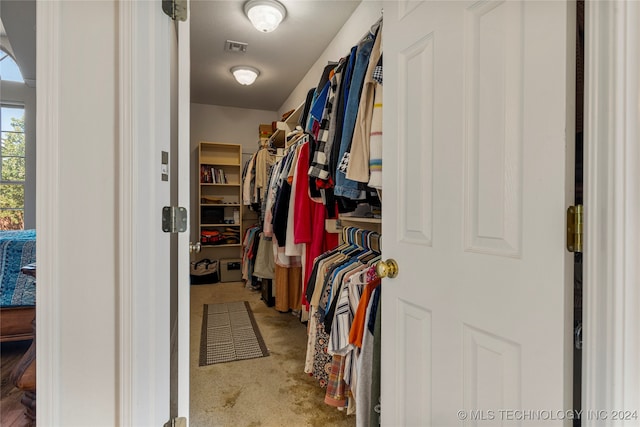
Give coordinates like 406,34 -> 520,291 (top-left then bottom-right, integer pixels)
0,105 -> 25,230
0,49 -> 25,83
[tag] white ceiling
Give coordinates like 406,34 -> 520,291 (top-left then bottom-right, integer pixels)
1,0 -> 361,112
191,0 -> 361,111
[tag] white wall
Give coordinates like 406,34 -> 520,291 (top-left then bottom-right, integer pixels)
1,80 -> 36,229
278,0 -> 383,115
37,1 -> 118,424
190,103 -> 276,245
190,102 -> 276,151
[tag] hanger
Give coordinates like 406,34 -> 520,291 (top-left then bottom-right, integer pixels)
370,15 -> 383,35
342,227 -> 361,256
360,15 -> 383,43
370,233 -> 380,253
345,228 -> 376,259
341,225 -> 348,244
284,130 -> 307,152
358,231 -> 381,263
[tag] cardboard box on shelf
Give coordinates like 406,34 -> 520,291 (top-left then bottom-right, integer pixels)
259,124 -> 272,138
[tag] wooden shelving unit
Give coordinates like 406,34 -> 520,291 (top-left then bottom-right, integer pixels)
198,142 -> 243,256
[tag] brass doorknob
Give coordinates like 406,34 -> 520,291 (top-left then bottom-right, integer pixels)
376,259 -> 399,279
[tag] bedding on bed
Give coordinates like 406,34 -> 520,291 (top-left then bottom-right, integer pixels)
0,229 -> 36,307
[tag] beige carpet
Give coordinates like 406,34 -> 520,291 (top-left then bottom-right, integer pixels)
199,301 -> 269,366
190,281 -> 356,427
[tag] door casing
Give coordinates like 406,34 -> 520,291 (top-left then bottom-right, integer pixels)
34,0 -> 640,425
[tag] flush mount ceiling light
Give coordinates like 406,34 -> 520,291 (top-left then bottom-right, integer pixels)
244,0 -> 287,33
231,66 -> 260,85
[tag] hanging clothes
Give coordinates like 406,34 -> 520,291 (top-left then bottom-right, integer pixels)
356,285 -> 380,426
300,19 -> 383,217
240,16 -> 385,425
367,55 -> 383,191
242,152 -> 257,206
252,233 -> 275,280
347,21 -> 383,183
240,144 -> 277,291
333,30 -> 376,200
303,227 -> 382,419
254,146 -> 276,203
294,139 -> 339,309
262,133 -> 306,311
243,146 -> 276,208
241,225 -> 262,287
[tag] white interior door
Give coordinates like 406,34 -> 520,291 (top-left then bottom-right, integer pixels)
116,2 -> 189,425
381,1 -> 575,425
176,5 -> 191,422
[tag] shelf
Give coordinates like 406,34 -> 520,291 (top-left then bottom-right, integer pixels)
284,101 -> 304,127
338,215 -> 382,224
200,203 -> 241,207
200,183 -> 240,187
201,223 -> 241,227
199,162 -> 240,167
201,243 -> 242,248
328,215 -> 382,236
268,101 -> 305,148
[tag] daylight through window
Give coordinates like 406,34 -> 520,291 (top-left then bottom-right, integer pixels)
0,105 -> 26,230
0,49 -> 25,83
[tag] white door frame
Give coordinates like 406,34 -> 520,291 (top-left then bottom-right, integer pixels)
117,1 -> 135,423
35,1 -> 61,423
34,1 -> 639,425
582,0 -> 640,422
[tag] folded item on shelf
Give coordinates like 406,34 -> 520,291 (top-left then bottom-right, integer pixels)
201,196 -> 224,204
341,202 -> 374,218
201,230 -> 225,244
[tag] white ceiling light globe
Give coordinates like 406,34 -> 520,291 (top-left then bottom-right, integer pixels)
244,0 -> 286,33
231,66 -> 260,85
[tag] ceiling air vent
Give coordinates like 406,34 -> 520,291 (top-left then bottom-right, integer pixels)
224,40 -> 248,53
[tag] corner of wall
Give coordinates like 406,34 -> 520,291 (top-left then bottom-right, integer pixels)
277,0 -> 383,115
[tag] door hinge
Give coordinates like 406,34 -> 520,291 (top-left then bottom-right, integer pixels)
162,206 -> 188,233
567,205 -> 583,253
162,0 -> 187,21
163,417 -> 187,427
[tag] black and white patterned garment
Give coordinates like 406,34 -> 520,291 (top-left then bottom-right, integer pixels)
337,151 -> 350,174
311,260 -> 346,387
372,54 -> 382,85
308,57 -> 346,181
311,309 -> 333,388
